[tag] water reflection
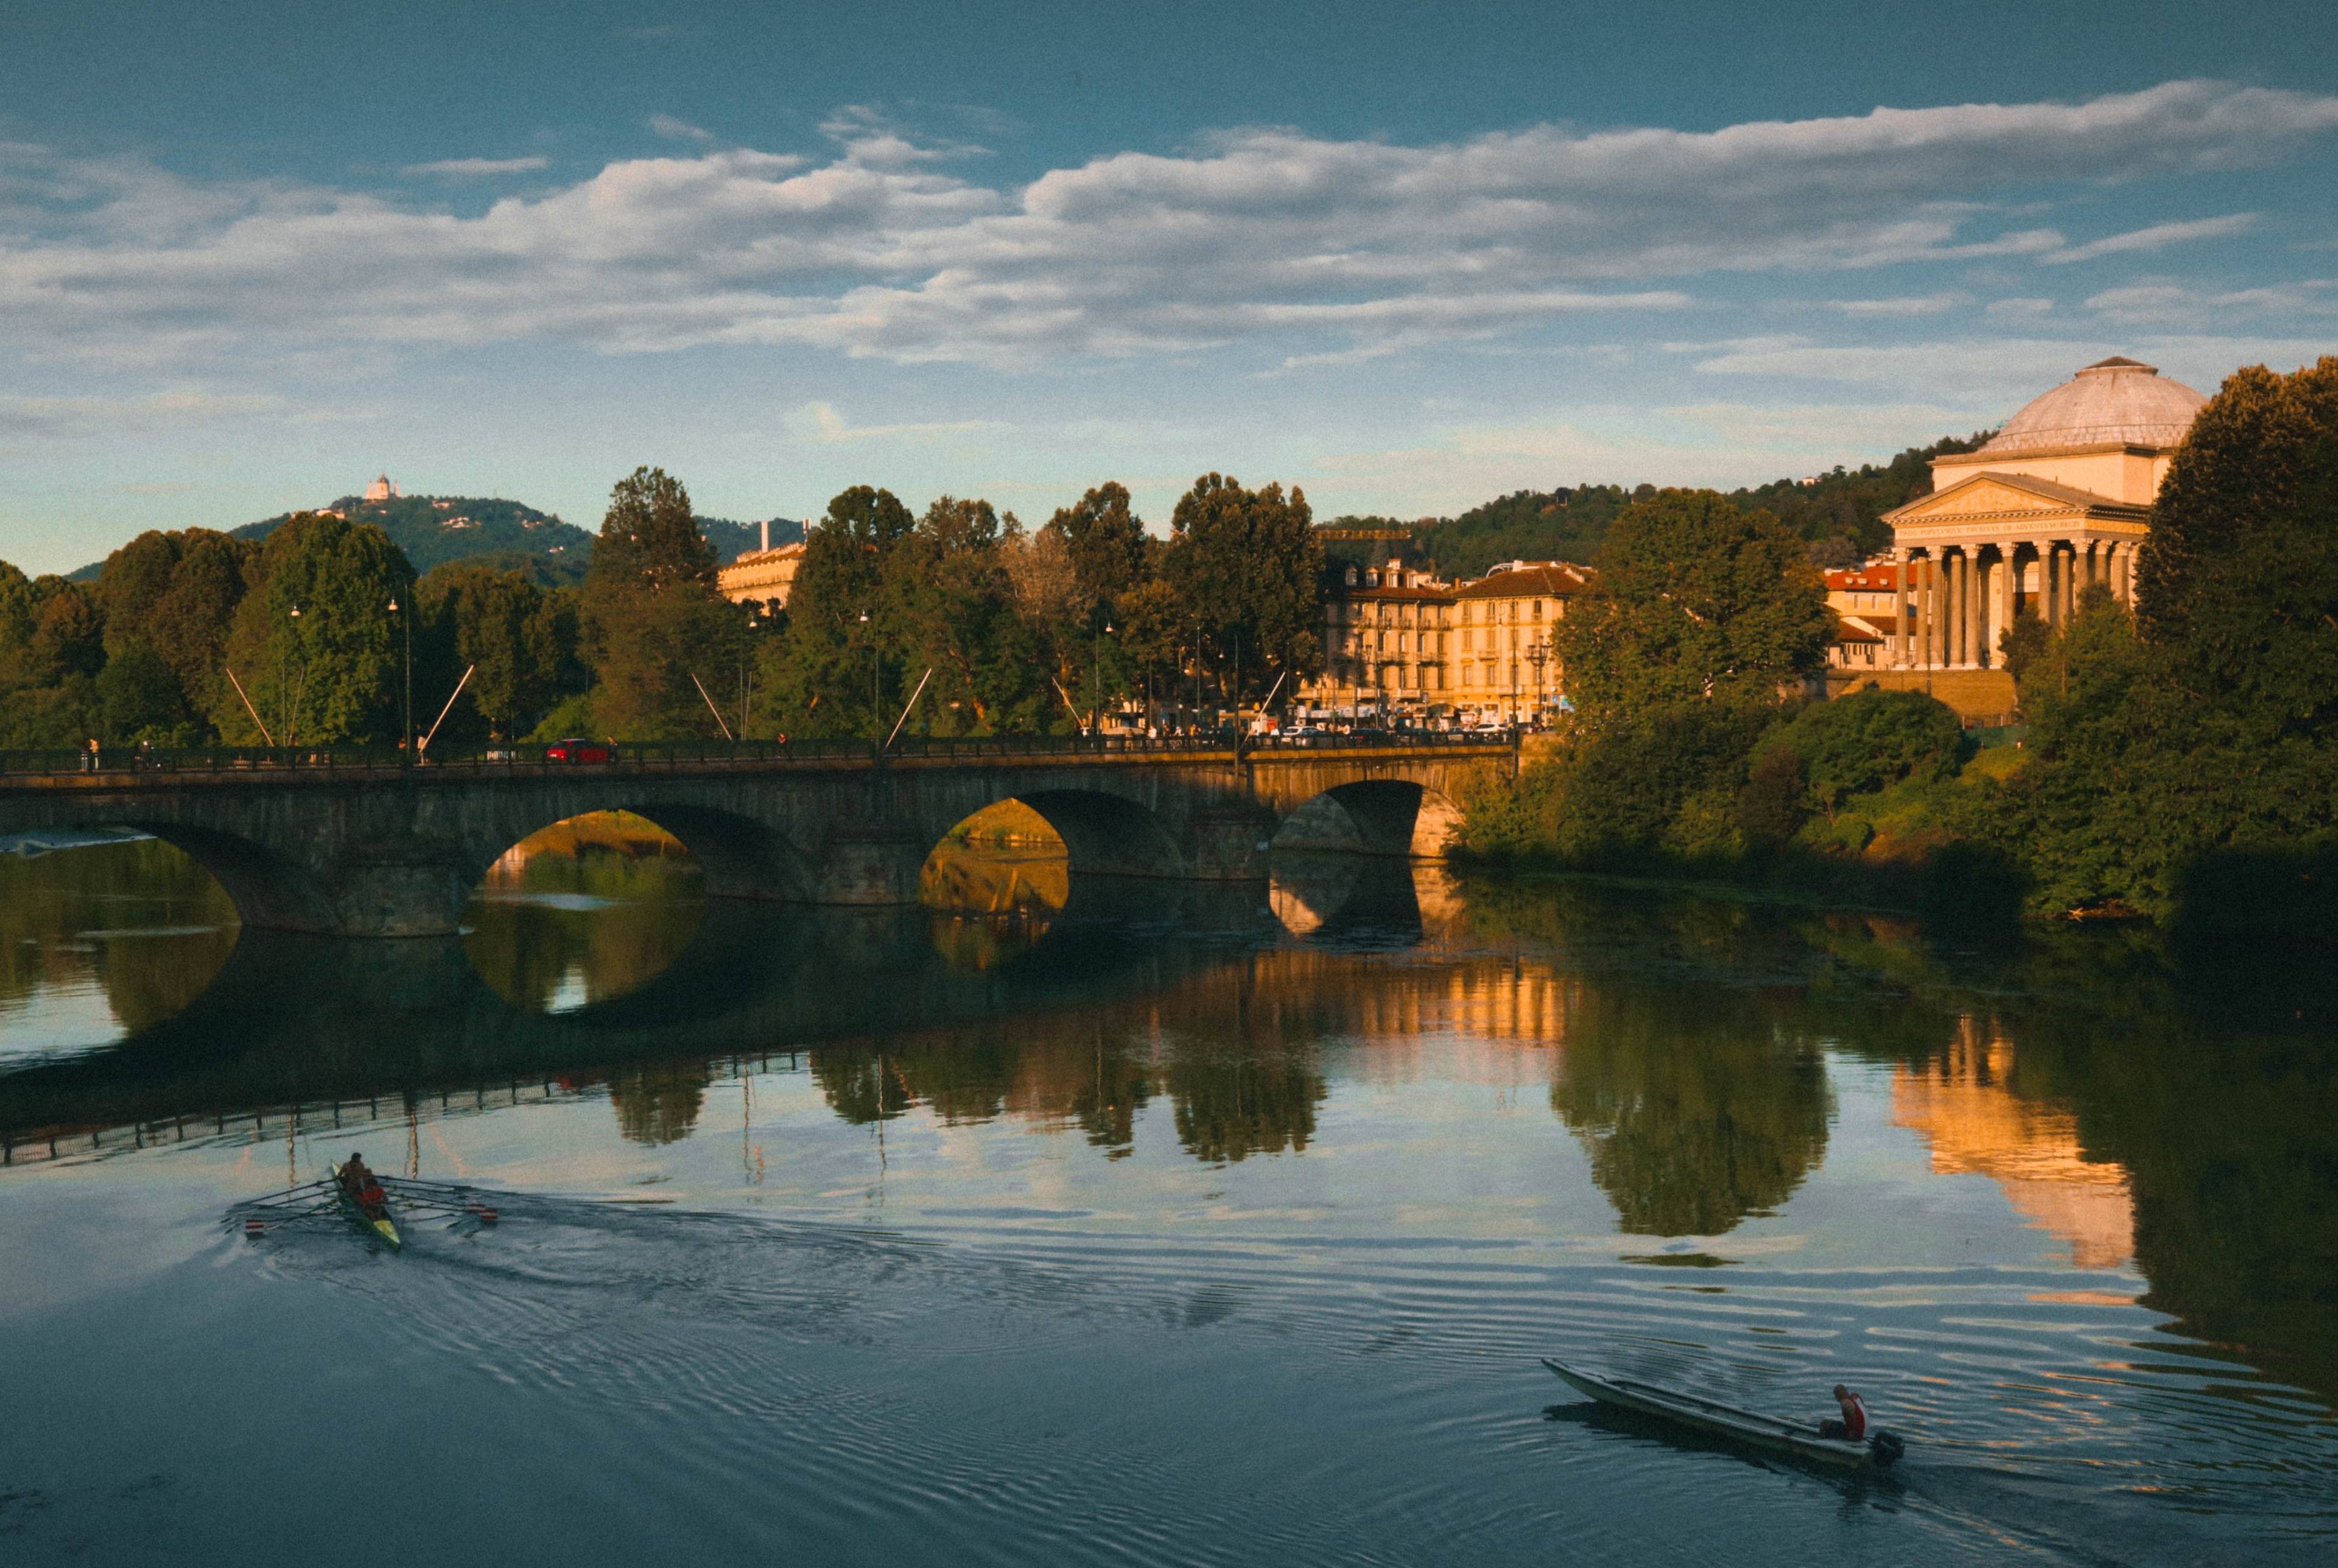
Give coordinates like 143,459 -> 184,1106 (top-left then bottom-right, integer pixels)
4,842 -> 2336,1424
1892,1024 -> 2133,1270
0,838 -> 237,1060
465,813 -> 706,1012
1550,987 -> 1833,1238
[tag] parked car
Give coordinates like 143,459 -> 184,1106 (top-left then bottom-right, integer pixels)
546,738 -> 615,763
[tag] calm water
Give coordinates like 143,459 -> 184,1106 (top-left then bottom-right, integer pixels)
2,830 -> 2334,1566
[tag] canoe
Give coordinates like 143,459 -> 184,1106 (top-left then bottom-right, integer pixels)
1542,1358 -> 1897,1468
329,1161 -> 402,1251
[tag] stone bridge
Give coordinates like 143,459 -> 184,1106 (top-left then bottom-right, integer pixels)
0,738 -> 1509,936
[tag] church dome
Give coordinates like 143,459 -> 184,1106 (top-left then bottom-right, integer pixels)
1979,357 -> 2206,456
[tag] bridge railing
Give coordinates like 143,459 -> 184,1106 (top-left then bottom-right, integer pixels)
0,729 -> 1514,779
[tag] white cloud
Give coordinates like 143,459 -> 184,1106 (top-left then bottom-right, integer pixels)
0,388 -> 283,438
1987,296 -> 2056,315
2040,212 -> 2257,264
1822,293 -> 1969,317
787,401 -> 1003,443
402,156 -> 551,178
2,80 -> 2334,370
647,114 -> 716,144
2087,276 -> 2338,324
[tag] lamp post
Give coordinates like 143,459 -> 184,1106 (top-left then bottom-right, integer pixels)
283,604 -> 303,751
858,609 -> 879,744
387,594 -> 413,761
1090,620 -> 1114,734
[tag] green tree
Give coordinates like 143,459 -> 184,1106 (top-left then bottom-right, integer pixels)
423,565 -> 566,739
764,486 -> 916,739
1048,481 -> 1148,623
212,513 -> 413,745
1761,689 -> 1965,819
1162,473 -> 1322,702
1556,489 -> 1830,720
95,641 -> 196,743
28,580 -> 106,684
581,467 -> 739,738
883,497 -> 1051,735
2137,356 -> 2338,741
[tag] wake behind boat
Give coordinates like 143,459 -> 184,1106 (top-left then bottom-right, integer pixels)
233,1172 -> 500,1250
1543,1358 -> 1905,1469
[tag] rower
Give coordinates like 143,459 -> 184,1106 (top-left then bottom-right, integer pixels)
342,1153 -> 387,1213
1817,1384 -> 1868,1441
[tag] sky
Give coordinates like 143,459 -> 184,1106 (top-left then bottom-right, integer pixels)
4,0 -> 2337,573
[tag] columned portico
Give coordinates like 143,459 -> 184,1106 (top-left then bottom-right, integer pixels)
1881,358 -> 2203,674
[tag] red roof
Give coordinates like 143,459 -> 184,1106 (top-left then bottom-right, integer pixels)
1825,567 -> 1900,592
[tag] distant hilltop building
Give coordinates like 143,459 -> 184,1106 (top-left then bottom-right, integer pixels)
364,474 -> 405,502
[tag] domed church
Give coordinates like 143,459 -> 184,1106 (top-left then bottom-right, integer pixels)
1879,357 -> 2207,674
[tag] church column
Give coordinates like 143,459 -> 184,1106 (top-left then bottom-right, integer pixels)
1892,552 -> 1909,667
2043,542 -> 2063,629
1922,555 -> 1939,668
1992,545 -> 2013,666
1950,549 -> 1970,667
1971,549 -> 1988,667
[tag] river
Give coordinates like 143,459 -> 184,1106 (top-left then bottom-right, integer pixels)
2,822 -> 2333,1565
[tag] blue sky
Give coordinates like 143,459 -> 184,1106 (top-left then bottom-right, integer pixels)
4,1 -> 2336,572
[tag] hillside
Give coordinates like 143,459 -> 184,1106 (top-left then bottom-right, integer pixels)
1408,432 -> 1996,579
66,497 -> 805,584
240,494 -> 595,578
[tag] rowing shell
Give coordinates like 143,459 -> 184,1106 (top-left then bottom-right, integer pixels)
1542,1358 -> 1897,1468
329,1161 -> 402,1251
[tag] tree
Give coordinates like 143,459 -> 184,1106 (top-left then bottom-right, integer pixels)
2137,356 -> 2338,742
423,565 -> 566,739
1761,689 -> 1965,819
27,579 -> 105,684
763,486 -> 918,739
1556,489 -> 1830,723
212,513 -> 413,745
96,641 -> 196,743
1047,481 -> 1148,623
581,467 -> 739,738
883,497 -> 1051,735
1162,473 -> 1322,702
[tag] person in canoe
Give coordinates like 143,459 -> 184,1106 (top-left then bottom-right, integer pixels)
1816,1384 -> 1868,1441
340,1153 -> 388,1217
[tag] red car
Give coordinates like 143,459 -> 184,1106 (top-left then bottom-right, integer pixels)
545,738 -> 615,763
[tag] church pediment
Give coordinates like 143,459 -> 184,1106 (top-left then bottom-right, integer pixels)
1884,470 -> 2145,530
1892,477 -> 2068,522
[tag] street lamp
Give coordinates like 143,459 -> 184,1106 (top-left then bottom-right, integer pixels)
283,604 -> 303,750
387,595 -> 413,760
1090,621 -> 1114,734
858,609 -> 879,744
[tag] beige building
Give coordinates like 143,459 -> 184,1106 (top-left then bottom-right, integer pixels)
1316,558 -> 1455,707
1307,557 -> 1593,720
717,523 -> 808,607
1450,561 -> 1593,718
1880,357 -> 2206,669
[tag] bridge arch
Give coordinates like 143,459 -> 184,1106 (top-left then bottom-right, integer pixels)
1272,780 -> 1462,860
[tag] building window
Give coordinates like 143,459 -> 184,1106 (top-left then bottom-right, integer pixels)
1344,567 -> 1357,586
1533,600 -> 1543,620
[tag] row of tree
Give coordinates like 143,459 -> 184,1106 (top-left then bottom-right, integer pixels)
0,468 -> 1329,749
